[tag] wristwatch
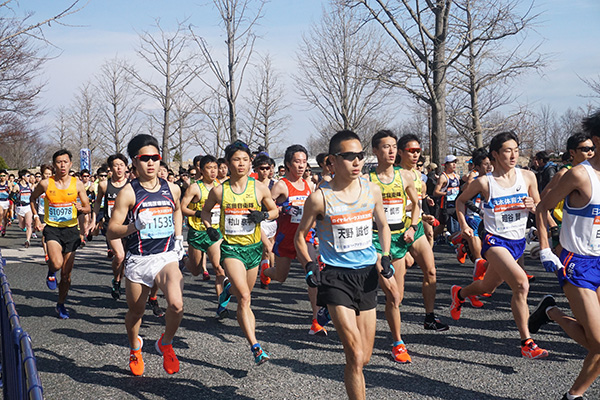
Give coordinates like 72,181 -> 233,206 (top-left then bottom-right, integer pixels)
410,224 -> 418,231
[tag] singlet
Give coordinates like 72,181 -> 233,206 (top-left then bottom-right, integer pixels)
482,168 -> 529,240
552,164 -> 572,222
560,161 -> 600,256
440,172 -> 460,209
0,183 -> 9,201
368,167 -> 406,233
219,177 -> 262,246
404,169 -> 424,224
126,179 -> 176,256
277,178 -> 312,227
467,175 -> 482,218
37,193 -> 46,215
316,177 -> 377,269
44,177 -> 78,228
188,181 -> 220,231
17,183 -> 31,206
103,179 -> 128,222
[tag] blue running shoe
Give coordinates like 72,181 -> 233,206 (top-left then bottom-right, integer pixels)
216,305 -> 229,320
46,270 -> 57,290
56,303 -> 69,319
252,344 -> 270,365
317,307 -> 331,327
218,278 -> 232,309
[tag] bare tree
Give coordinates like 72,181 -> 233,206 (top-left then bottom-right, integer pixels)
190,0 -> 265,144
69,81 -> 102,165
193,91 -> 230,156
171,93 -> 202,167
581,74 -> 600,102
128,21 -> 201,162
296,2 -> 394,144
52,106 -> 73,151
243,54 -> 290,153
95,57 -> 142,156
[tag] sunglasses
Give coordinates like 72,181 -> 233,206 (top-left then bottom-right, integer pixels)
99,174 -> 108,178
417,164 -> 424,168
577,146 -> 595,152
335,151 -> 365,161
82,175 -> 90,178
35,175 -> 41,178
405,148 -> 422,154
258,166 -> 270,171
135,154 -> 162,162
0,175 -> 6,178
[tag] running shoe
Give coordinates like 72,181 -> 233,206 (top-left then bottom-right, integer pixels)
86,233 -> 93,242
107,249 -> 114,259
525,272 -> 536,282
216,305 -> 229,320
44,254 -> 49,263
148,297 -> 165,317
56,303 -> 69,319
456,244 -> 467,264
155,334 -> 180,374
24,240 -> 30,248
202,271 -> 210,281
111,279 -> 121,300
466,295 -> 484,308
561,393 -> 583,400
450,285 -> 465,320
1,227 -> 5,237
259,260 -> 271,289
521,338 -> 548,359
252,345 -> 270,365
424,315 -> 449,331
79,237 -> 86,247
316,307 -> 331,327
392,343 -> 412,363
528,295 -> 556,334
129,336 -> 144,376
219,278 -> 232,309
308,319 -> 327,336
46,270 -> 57,290
472,259 -> 487,281
480,292 -> 492,298
31,233 -> 37,239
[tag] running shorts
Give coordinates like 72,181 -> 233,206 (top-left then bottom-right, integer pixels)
220,241 -> 262,270
373,221 -> 425,260
43,225 -> 81,253
317,264 -> 378,315
558,250 -> 600,291
481,232 -> 526,261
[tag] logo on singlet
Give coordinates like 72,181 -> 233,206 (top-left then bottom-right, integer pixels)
515,185 -> 521,192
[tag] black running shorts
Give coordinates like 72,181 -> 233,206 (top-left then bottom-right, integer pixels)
317,264 -> 378,315
43,225 -> 81,254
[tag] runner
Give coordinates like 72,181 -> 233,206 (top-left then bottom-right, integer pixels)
78,169 -> 95,245
180,155 -> 228,317
261,145 -> 324,335
451,131 -> 548,359
396,134 -> 450,332
201,140 -> 278,365
30,150 -> 91,319
0,169 -> 10,236
35,165 -> 53,261
217,158 -> 229,181
108,134 -> 185,376
433,155 -> 461,239
295,130 -> 392,400
532,111 -> 600,400
13,170 -> 33,247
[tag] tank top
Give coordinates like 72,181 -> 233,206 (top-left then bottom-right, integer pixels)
552,164 -> 572,222
126,179 -> 176,256
368,167 -> 406,233
560,161 -> 600,256
17,183 -> 31,206
404,169 -> 423,224
441,172 -> 460,209
188,181 -> 220,231
316,178 -> 377,269
277,178 -> 312,226
0,183 -> 9,201
482,168 -> 529,240
37,193 -> 45,215
44,177 -> 78,228
219,177 -> 262,246
103,178 -> 128,221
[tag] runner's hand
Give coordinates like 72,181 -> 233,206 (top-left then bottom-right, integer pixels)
207,227 -> 220,241
380,255 -> 395,279
540,248 -> 563,273
135,209 -> 154,231
174,235 -> 185,260
248,209 -> 268,224
305,261 -> 321,287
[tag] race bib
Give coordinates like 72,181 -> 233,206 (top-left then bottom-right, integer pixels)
383,198 -> 404,224
405,194 -> 422,220
211,204 -> 221,226
289,195 -> 307,224
493,198 -> 527,233
224,208 -> 255,236
332,210 -> 373,252
589,216 -> 600,249
107,200 -> 115,218
48,202 -> 74,223
447,186 -> 459,202
139,207 -> 174,240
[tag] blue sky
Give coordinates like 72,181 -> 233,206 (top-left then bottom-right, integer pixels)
15,0 -> 600,155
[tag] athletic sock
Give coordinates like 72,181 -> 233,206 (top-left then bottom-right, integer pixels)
251,343 -> 261,352
393,340 -> 405,347
520,338 -> 532,347
425,313 -> 435,322
457,289 -> 465,301
564,392 -> 581,400
545,305 -> 557,320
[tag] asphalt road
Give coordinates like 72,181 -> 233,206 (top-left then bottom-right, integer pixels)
0,224 -> 597,400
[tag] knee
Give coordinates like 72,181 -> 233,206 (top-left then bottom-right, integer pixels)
512,279 -> 529,297
423,267 -> 436,283
238,292 -> 252,308
385,291 -> 401,308
167,300 -> 184,315
346,347 -> 365,369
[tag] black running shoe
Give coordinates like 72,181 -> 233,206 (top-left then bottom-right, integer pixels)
111,279 -> 121,300
561,393 -> 583,400
528,295 -> 556,334
148,298 -> 165,317
424,315 -> 449,331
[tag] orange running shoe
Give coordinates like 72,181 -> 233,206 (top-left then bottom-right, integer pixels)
392,343 -> 412,363
260,260 -> 271,288
129,336 -> 144,376
450,285 -> 465,320
308,319 -> 327,336
525,271 -> 536,282
456,244 -> 467,264
521,338 -> 548,359
466,295 -> 484,308
155,334 -> 180,374
472,258 -> 487,281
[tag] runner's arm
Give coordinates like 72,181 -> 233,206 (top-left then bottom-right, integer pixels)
295,190 -> 323,267
257,181 -> 279,220
456,176 -> 485,237
371,183 -> 391,254
168,182 -> 183,237
180,183 -> 200,217
107,184 -> 137,240
75,180 -> 91,214
433,174 -> 448,197
30,179 -> 47,230
201,185 -> 222,229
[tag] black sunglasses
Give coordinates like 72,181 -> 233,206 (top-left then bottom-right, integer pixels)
577,146 -> 595,153
136,154 -> 162,162
335,151 -> 365,161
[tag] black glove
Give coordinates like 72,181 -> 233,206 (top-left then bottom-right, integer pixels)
194,210 -> 202,218
550,226 -> 560,242
305,261 -> 321,287
207,227 -> 220,241
380,255 -> 395,279
248,210 -> 269,224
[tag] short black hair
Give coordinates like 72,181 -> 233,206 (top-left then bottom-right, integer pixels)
535,151 -> 550,163
253,154 -> 271,169
18,169 -> 29,178
329,130 -> 360,155
80,169 -> 90,175
127,134 -> 160,160
472,147 -> 489,167
107,153 -> 128,168
371,129 -> 397,150
52,149 -> 72,163
224,140 -> 251,161
583,110 -> 600,138
200,155 -> 218,169
316,153 -> 328,167
397,134 -> 421,151
217,158 -> 227,166
160,160 -> 168,169
566,132 -> 592,151
489,131 -> 519,161
284,145 -> 308,170
0,169 -> 7,175
96,167 -> 107,175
